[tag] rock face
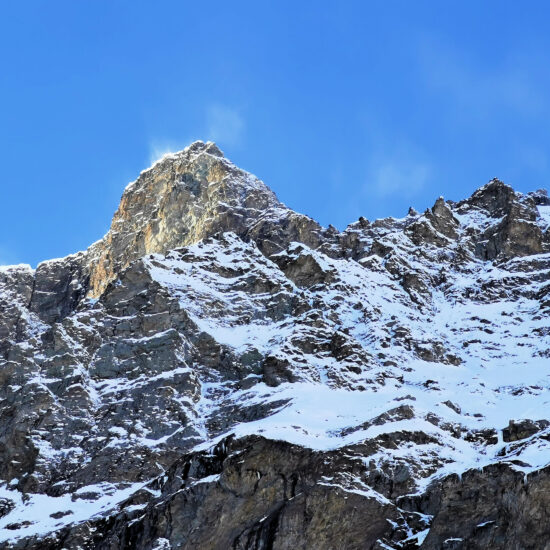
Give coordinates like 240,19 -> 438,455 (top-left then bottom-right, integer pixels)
0,143 -> 550,548
86,141 -> 323,298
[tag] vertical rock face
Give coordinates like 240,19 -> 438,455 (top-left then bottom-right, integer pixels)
0,143 -> 550,548
29,254 -> 89,324
0,266 -> 34,355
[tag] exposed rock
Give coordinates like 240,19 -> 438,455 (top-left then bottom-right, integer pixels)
262,355 -> 299,387
85,141 -> 323,297
503,419 -> 550,442
272,244 -> 335,288
29,254 -> 89,323
429,197 -> 459,239
458,178 -> 545,259
404,463 -> 550,549
0,146 -> 549,548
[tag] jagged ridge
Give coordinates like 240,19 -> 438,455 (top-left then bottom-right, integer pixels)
0,143 -> 549,548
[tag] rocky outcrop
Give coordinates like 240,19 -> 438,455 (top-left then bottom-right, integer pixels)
403,463 -> 550,549
502,419 -> 550,443
85,141 -> 323,298
458,179 -> 545,260
406,197 -> 459,248
29,254 -> 89,324
0,144 -> 549,548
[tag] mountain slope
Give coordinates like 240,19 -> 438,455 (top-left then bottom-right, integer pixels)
0,142 -> 549,548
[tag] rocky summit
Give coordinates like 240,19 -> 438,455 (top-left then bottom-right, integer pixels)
0,141 -> 550,549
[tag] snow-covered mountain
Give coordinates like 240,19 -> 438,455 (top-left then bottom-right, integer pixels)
0,141 -> 549,549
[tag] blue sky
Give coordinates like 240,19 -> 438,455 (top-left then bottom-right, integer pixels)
2,1 -> 550,266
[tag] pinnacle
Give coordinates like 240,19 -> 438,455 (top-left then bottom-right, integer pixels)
142,141 -> 226,177
459,177 -> 517,216
185,140 -> 225,158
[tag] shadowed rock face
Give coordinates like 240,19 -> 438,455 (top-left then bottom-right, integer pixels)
401,463 -> 550,550
1,143 -> 550,548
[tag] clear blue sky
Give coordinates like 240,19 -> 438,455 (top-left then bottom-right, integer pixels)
2,1 -> 550,266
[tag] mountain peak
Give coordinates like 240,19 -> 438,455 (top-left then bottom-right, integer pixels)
459,177 -> 519,218
85,140 -> 323,297
132,141 -> 225,187
87,141 -> 280,296
188,139 -> 224,157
